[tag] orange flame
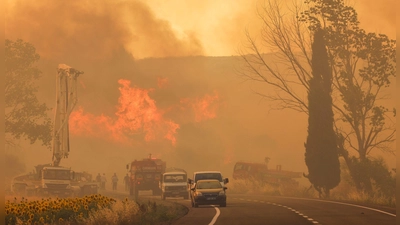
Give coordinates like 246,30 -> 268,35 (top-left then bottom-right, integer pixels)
69,108 -> 128,143
69,79 -> 180,145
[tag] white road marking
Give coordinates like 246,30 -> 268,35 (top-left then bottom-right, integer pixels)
238,197 -> 322,224
275,196 -> 396,217
208,205 -> 221,225
268,200 -> 320,224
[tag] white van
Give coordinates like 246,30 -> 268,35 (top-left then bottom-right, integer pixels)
160,170 -> 189,200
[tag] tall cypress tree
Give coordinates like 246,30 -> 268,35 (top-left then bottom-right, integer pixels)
304,29 -> 340,198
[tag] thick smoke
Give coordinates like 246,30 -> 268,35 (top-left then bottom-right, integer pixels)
353,0 -> 395,38
5,0 -> 204,61
5,0 -> 395,185
5,0 -> 394,59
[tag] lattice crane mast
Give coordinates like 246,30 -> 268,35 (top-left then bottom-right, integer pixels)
52,64 -> 83,167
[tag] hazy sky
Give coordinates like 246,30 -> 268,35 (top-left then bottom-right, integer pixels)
144,0 -> 396,56
5,0 -> 396,179
6,0 -> 395,59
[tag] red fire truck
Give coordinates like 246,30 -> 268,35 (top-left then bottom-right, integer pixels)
126,154 -> 166,199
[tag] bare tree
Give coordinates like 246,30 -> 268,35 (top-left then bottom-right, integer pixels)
239,0 -> 396,193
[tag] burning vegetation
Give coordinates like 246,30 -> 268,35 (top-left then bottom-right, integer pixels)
5,0 -> 395,216
69,78 -> 221,146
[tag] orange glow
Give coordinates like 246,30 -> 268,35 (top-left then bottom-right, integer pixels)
180,91 -> 220,122
69,79 -> 180,145
157,77 -> 168,88
69,80 -> 221,146
220,135 -> 234,165
79,80 -> 86,89
223,145 -> 234,165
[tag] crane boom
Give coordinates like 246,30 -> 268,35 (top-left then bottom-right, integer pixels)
52,64 -> 83,167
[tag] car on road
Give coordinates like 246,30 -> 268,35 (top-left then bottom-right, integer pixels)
190,179 -> 227,207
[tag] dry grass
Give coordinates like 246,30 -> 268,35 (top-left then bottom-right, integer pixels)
82,199 -> 186,225
228,178 -> 317,198
330,178 -> 396,207
228,178 -> 395,207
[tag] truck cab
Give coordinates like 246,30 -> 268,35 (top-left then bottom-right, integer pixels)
40,166 -> 74,197
160,170 -> 189,200
11,164 -> 74,197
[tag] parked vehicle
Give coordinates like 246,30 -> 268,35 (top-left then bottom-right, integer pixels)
12,164 -> 74,197
11,65 -> 97,197
71,171 -> 98,197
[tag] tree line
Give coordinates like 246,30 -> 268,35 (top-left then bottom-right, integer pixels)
240,0 -> 395,198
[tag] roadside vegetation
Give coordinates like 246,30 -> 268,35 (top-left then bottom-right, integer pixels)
239,0 -> 396,203
228,179 -> 395,208
5,194 -> 187,225
228,161 -> 396,208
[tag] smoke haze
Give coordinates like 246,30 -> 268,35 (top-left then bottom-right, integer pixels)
5,0 -> 395,183
6,0 -> 394,59
5,0 -> 204,61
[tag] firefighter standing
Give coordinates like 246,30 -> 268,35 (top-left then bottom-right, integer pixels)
112,173 -> 119,191
101,173 -> 107,190
124,174 -> 130,192
96,173 -> 101,187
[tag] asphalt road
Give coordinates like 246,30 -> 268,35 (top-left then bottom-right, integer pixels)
167,194 -> 396,225
101,191 -> 396,225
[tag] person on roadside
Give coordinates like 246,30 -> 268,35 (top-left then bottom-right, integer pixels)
124,174 -> 130,192
101,173 -> 107,190
111,173 -> 119,191
96,173 -> 101,186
